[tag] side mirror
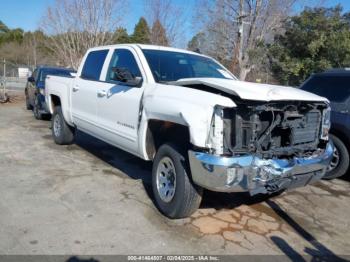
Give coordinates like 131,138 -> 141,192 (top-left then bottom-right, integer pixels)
126,76 -> 143,87
27,76 -> 35,83
111,67 -> 143,87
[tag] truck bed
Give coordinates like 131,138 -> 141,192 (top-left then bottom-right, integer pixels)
45,75 -> 74,125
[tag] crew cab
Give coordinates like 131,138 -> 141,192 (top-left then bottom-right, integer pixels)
46,44 -> 333,218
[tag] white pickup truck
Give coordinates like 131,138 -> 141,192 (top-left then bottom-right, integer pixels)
46,44 -> 333,218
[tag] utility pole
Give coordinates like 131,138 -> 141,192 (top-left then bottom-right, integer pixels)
232,14 -> 249,78
232,0 -> 251,79
0,58 -> 8,103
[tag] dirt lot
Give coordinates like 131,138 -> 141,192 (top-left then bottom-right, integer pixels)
1,94 -> 350,259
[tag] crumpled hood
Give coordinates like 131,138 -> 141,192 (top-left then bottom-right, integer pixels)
169,78 -> 328,102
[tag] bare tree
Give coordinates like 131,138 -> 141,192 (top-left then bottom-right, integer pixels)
40,0 -> 126,69
151,19 -> 169,46
145,0 -> 186,46
195,0 -> 297,80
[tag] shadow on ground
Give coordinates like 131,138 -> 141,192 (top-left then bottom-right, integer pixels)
66,256 -> 99,262
267,200 -> 349,262
74,130 -> 273,211
72,130 -> 348,259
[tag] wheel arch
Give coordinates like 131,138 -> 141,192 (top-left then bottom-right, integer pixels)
142,119 -> 191,160
48,94 -> 73,126
49,94 -> 61,114
330,128 -> 350,152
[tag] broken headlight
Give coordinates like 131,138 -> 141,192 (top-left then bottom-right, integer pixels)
320,105 -> 331,140
207,106 -> 224,155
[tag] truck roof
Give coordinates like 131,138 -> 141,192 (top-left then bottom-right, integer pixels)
87,44 -> 209,58
313,68 -> 350,77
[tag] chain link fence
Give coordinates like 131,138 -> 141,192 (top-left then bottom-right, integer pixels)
1,59 -> 31,103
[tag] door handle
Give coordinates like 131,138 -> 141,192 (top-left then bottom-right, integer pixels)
97,90 -> 107,97
72,86 -> 80,92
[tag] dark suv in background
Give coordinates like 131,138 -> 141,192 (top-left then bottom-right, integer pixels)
301,69 -> 350,179
25,66 -> 75,120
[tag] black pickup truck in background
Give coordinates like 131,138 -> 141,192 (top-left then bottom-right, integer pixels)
301,69 -> 350,179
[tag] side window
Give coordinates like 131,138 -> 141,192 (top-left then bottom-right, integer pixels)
38,70 -> 44,82
106,49 -> 141,82
81,50 -> 109,81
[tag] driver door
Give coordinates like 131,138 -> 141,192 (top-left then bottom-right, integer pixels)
96,47 -> 145,154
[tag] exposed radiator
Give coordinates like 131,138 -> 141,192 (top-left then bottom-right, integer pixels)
291,111 -> 321,145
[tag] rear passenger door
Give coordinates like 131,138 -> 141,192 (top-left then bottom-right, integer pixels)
72,49 -> 109,135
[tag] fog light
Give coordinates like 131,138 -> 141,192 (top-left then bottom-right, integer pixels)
227,167 -> 243,185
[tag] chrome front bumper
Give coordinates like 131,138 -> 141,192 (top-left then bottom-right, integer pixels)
188,142 -> 334,195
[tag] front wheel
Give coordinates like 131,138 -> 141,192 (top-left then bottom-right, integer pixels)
52,105 -> 75,145
152,143 -> 203,218
33,95 -> 43,120
324,134 -> 349,180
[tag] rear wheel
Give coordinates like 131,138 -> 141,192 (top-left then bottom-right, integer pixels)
52,105 -> 75,145
152,143 -> 203,218
324,134 -> 349,179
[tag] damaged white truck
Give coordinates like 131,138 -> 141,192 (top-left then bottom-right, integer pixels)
46,44 -> 333,218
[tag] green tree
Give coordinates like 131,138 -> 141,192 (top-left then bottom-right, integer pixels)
150,19 -> 168,46
131,17 -> 150,44
0,20 -> 9,34
269,5 -> 350,86
0,21 -> 23,45
113,27 -> 130,44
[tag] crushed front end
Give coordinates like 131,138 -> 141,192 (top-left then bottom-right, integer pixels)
189,100 -> 333,195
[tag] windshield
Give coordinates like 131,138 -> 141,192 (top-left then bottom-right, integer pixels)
142,49 -> 234,83
39,69 -> 74,82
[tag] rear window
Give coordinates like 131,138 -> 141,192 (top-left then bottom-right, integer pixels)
301,75 -> 350,102
81,50 -> 109,81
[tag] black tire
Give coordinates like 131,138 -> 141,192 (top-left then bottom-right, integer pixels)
324,134 -> 349,180
33,95 -> 43,120
52,105 -> 75,145
152,143 -> 203,218
25,93 -> 32,110
33,95 -> 51,120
